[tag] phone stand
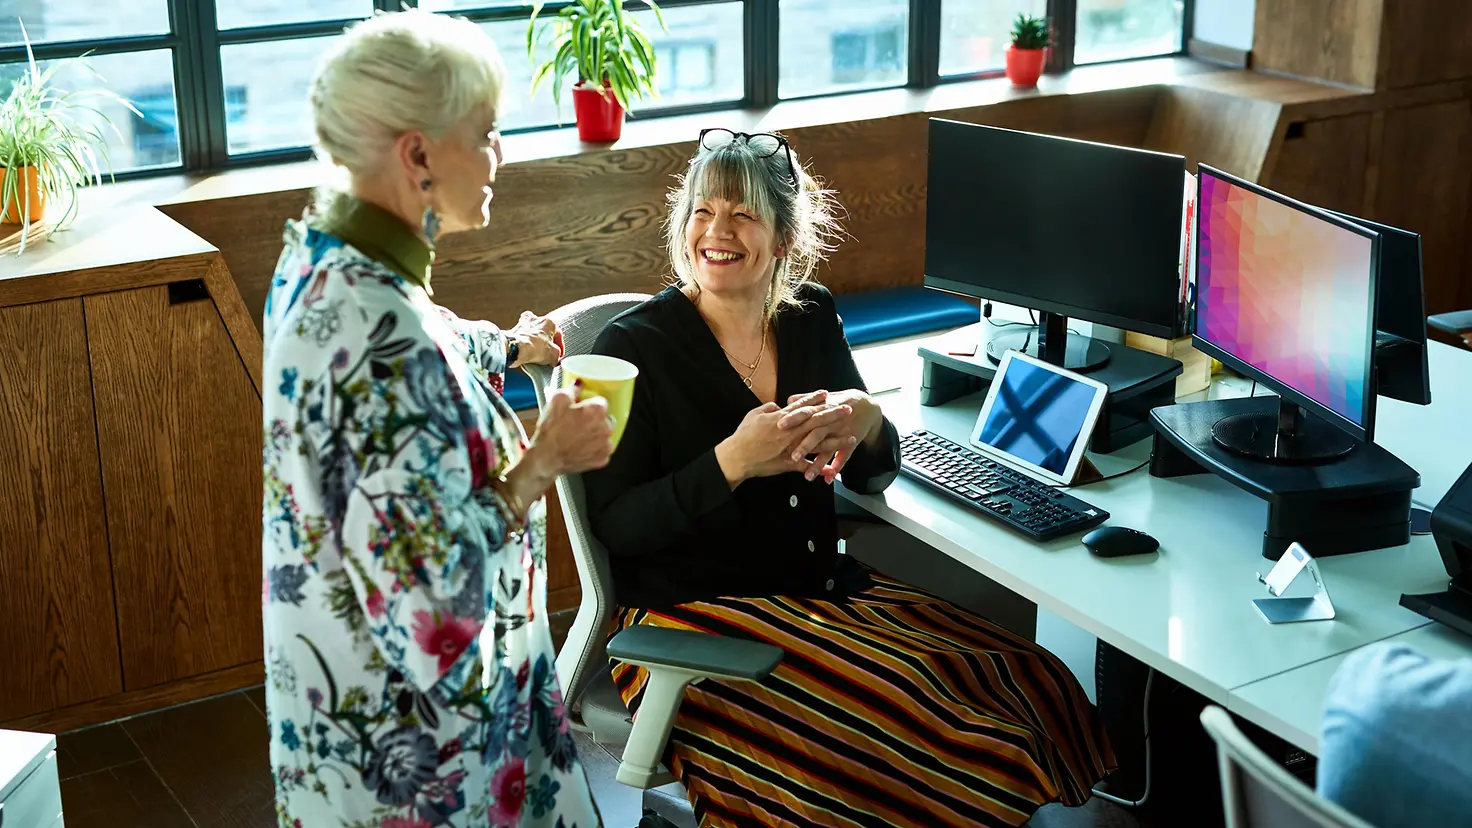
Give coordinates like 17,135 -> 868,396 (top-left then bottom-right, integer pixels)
1253,542 -> 1336,624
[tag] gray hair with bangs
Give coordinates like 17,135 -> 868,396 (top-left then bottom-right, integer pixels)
665,132 -> 842,320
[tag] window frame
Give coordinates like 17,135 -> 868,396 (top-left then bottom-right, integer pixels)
0,0 -> 1192,178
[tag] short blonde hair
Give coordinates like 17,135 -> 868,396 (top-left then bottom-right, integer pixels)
310,9 -> 505,176
666,134 -> 843,320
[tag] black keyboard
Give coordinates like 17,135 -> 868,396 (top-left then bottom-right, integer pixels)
899,430 -> 1109,541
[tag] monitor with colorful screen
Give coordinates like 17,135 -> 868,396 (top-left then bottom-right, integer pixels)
1193,165 -> 1380,441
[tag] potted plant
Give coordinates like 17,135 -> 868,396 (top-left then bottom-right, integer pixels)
0,22 -> 135,253
1005,13 -> 1051,88
527,0 -> 666,143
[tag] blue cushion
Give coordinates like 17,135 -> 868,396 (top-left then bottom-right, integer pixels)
833,287 -> 978,347
503,370 -> 538,412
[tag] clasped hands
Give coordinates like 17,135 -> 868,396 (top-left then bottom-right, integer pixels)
716,389 -> 884,489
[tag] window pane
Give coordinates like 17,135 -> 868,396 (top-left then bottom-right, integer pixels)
0,49 -> 180,172
780,0 -> 908,99
215,0 -> 371,32
222,37 -> 340,155
940,0 -> 1047,77
1075,0 -> 1184,65
0,0 -> 168,44
419,0 -> 521,10
496,2 -> 743,132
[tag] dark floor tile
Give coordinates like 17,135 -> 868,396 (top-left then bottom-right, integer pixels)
574,730 -> 645,828
243,685 -> 267,718
60,760 -> 197,828
124,693 -> 275,828
550,608 -> 577,652
56,722 -> 142,780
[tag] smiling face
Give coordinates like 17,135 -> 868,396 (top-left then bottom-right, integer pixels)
685,194 -> 787,300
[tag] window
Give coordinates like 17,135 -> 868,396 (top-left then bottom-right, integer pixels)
780,0 -> 909,99
1075,0 -> 1185,65
0,0 -> 1187,178
939,0 -> 1047,78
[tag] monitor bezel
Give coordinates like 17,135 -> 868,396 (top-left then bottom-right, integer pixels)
1191,164 -> 1382,444
968,349 -> 1110,486
924,118 -> 1188,339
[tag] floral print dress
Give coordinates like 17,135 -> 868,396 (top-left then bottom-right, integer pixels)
261,212 -> 600,828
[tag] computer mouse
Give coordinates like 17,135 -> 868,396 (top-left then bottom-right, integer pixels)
1082,526 -> 1159,558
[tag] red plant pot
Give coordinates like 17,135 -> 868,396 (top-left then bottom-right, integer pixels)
1005,45 -> 1047,88
572,82 -> 625,143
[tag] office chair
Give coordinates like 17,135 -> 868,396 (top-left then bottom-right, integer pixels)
523,293 -> 782,824
1199,706 -> 1374,828
1429,310 -> 1472,349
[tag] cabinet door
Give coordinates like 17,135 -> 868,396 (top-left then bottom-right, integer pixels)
85,283 -> 263,690
0,299 -> 120,721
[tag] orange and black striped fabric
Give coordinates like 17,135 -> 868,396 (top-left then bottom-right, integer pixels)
611,572 -> 1115,828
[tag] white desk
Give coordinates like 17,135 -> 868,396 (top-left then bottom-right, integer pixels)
840,336 -> 1472,740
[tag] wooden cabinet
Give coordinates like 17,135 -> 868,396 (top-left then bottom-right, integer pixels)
87,284 -> 263,690
0,207 -> 265,731
0,300 -> 120,721
1263,114 -> 1373,216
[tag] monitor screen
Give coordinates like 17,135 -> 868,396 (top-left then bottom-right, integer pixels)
1195,168 -> 1378,432
925,119 -> 1187,337
974,354 -> 1102,478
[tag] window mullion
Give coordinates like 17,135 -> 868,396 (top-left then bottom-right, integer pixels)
907,0 -> 938,88
1048,0 -> 1077,72
745,0 -> 777,107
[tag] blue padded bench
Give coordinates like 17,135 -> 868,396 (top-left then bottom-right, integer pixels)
833,286 -> 978,347
501,287 -> 975,411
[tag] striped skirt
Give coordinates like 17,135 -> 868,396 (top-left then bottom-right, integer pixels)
611,573 -> 1114,828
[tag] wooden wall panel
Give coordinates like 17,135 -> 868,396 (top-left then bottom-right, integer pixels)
0,299 -> 121,721
1262,114 -> 1373,213
1371,100 -> 1472,316
86,284 -> 264,690
1145,86 -> 1283,180
1381,0 -> 1472,89
1252,0 -> 1384,89
164,88 -> 1162,338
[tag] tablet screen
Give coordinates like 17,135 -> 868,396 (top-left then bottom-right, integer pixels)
975,356 -> 1100,476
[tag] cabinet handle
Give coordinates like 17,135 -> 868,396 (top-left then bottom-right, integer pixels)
167,279 -> 210,305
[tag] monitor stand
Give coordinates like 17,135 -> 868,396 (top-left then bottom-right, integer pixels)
1210,398 -> 1359,464
918,318 -> 1182,454
1149,395 -> 1418,560
985,311 -> 1112,372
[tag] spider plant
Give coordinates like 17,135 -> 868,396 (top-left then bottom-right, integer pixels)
0,20 -> 138,253
526,0 -> 666,117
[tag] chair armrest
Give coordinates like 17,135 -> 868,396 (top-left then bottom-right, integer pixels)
1428,310 -> 1472,336
608,626 -> 782,682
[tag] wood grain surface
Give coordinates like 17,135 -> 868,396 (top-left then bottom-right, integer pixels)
85,284 -> 264,692
0,298 -> 121,721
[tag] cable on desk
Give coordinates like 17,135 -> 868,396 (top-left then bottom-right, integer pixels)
1048,457 -> 1152,489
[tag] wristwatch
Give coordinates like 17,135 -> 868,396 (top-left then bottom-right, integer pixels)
506,337 -> 521,369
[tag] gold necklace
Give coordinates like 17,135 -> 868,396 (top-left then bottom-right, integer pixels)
719,326 -> 767,388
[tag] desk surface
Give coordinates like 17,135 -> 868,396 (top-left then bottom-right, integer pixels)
840,336 -> 1472,717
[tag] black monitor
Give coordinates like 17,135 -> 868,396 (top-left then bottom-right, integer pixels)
1192,164 -> 1381,464
924,118 -> 1187,372
1328,210 -> 1431,406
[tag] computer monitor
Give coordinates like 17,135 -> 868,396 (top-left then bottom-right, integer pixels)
924,119 -> 1187,372
1193,164 -> 1381,463
1328,210 -> 1431,406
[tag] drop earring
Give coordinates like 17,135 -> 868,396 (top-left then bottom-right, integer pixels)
419,178 -> 440,246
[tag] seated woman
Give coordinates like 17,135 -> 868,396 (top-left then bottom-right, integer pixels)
583,129 -> 1114,828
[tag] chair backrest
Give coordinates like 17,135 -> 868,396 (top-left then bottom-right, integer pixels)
523,292 -> 652,716
1199,706 -> 1376,828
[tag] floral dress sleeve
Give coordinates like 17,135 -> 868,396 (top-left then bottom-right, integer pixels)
437,305 -> 512,397
303,297 -> 518,703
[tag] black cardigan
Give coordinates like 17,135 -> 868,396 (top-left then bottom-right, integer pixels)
582,284 -> 900,609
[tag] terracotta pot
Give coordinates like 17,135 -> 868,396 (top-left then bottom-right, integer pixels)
1005,45 -> 1048,88
0,165 -> 45,225
572,81 -> 625,143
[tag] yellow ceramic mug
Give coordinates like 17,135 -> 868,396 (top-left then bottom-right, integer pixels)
559,354 -> 639,451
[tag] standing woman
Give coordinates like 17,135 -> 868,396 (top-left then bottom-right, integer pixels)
261,11 -> 609,827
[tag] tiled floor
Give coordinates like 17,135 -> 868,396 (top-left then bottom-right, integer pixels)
52,607 -> 1143,828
